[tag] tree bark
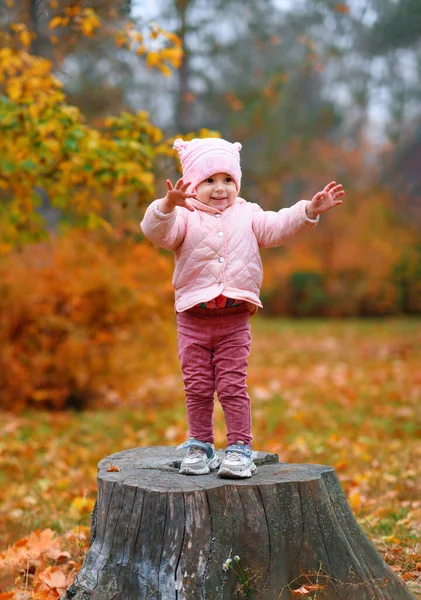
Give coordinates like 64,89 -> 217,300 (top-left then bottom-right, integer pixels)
62,446 -> 416,600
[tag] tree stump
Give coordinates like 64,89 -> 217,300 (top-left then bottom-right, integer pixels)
62,446 -> 416,600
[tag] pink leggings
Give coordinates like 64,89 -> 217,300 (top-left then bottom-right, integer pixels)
176,310 -> 252,447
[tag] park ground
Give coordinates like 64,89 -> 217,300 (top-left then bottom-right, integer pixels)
0,317 -> 420,598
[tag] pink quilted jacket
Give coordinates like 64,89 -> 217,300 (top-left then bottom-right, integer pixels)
140,196 -> 319,314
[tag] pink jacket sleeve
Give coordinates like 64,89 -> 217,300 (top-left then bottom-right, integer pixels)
140,199 -> 187,251
251,200 -> 319,248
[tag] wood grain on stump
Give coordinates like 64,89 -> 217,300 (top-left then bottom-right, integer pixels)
62,446 -> 416,600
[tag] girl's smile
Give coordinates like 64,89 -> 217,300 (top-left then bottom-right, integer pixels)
196,172 -> 237,210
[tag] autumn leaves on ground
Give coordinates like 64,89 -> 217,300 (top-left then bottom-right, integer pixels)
0,317 -> 420,599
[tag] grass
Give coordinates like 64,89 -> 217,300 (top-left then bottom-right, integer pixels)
0,317 -> 420,598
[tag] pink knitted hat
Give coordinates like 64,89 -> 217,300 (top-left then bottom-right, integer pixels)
173,137 -> 242,192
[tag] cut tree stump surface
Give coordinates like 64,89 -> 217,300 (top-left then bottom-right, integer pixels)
63,446 -> 416,600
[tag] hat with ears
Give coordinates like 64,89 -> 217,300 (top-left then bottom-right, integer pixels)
173,137 -> 242,192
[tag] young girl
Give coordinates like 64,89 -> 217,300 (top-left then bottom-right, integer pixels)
140,137 -> 344,479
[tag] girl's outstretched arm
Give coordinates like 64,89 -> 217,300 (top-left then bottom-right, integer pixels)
252,200 -> 319,248
306,181 -> 344,220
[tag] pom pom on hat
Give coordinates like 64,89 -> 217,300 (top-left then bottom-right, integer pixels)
173,137 -> 242,192
173,138 -> 189,156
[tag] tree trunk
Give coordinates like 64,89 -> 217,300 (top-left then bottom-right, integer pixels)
62,446 -> 416,600
175,0 -> 193,132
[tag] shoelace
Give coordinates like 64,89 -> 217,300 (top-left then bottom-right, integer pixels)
187,448 -> 206,459
225,451 -> 243,462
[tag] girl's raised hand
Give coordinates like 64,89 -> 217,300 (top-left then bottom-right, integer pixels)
307,181 -> 345,219
160,178 -> 197,213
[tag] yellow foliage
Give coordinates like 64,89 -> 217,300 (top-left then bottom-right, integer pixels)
136,44 -> 147,55
48,9 -> 100,38
112,22 -> 183,76
6,78 -> 22,101
19,29 -> 32,48
162,30 -> 183,47
80,8 -> 101,37
157,63 -> 172,77
48,16 -> 68,29
0,17 -> 209,251
0,49 -> 183,247
159,46 -> 183,68
146,50 -> 160,68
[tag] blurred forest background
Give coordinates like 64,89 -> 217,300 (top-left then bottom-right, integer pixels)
1,0 -> 421,412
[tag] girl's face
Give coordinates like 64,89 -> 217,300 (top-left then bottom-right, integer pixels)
195,172 -> 237,211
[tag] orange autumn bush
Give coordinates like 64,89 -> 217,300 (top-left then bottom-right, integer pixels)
0,230 -> 177,412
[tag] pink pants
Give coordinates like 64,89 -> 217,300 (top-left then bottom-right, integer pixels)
176,310 -> 252,447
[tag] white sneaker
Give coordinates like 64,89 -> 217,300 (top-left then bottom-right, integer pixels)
218,442 -> 257,479
177,439 -> 220,475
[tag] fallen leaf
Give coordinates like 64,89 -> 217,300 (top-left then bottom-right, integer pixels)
33,565 -> 76,599
402,571 -> 420,581
107,464 -> 120,472
36,565 -> 68,590
292,584 -> 326,595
